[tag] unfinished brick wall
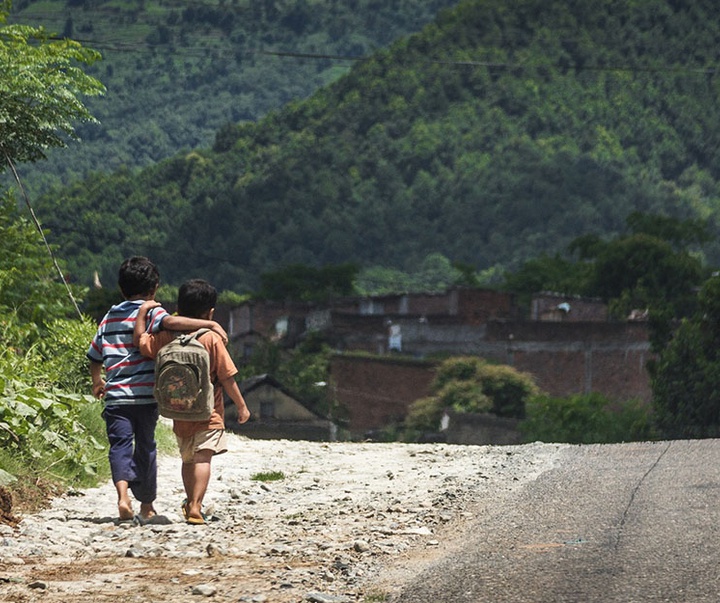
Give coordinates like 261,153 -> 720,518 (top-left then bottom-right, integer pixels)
329,355 -> 437,435
485,321 -> 652,403
330,320 -> 653,435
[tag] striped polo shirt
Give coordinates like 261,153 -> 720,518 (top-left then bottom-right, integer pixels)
87,300 -> 168,406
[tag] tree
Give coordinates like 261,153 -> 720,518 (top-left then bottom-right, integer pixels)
258,263 -> 359,302
650,276 -> 720,439
405,356 -> 540,434
625,210 -> 713,249
520,392 -> 654,444
504,213 -> 708,327
502,253 -> 592,313
1,0 -> 104,319
0,0 -> 104,168
588,233 -> 703,321
0,193 -> 79,323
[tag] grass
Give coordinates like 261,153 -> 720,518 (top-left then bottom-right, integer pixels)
155,419 -> 178,454
250,470 -> 286,482
0,407 -> 181,520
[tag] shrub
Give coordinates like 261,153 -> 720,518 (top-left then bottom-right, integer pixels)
476,364 -> 539,419
405,396 -> 444,432
437,380 -> 492,414
404,356 -> 540,440
520,392 -> 655,444
432,356 -> 484,390
0,311 -> 109,486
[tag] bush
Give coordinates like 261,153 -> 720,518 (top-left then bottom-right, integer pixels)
404,356 -> 540,440
0,312 -> 109,486
476,363 -> 539,418
405,396 -> 444,432
430,356 -> 538,420
35,316 -> 98,392
432,356 -> 484,390
520,392 -> 655,444
437,380 -> 492,414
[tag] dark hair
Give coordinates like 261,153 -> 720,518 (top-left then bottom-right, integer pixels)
177,279 -> 217,318
118,256 -> 160,298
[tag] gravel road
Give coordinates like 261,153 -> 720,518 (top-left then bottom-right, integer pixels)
0,434 -> 565,602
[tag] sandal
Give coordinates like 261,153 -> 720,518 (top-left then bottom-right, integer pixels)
181,499 -> 207,525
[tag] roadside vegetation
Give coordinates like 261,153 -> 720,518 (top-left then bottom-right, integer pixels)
0,202 -> 109,507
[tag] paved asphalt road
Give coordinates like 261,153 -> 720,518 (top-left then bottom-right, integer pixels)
392,440 -> 720,603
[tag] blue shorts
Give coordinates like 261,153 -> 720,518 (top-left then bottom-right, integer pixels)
102,404 -> 159,504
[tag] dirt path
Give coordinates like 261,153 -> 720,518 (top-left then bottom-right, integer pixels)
0,437 -> 564,602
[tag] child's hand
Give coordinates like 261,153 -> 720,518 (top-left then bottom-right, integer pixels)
141,300 -> 161,312
211,322 -> 228,344
236,405 -> 250,424
92,379 -> 106,399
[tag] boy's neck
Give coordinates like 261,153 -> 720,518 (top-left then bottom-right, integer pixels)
183,310 -> 213,321
126,285 -> 158,302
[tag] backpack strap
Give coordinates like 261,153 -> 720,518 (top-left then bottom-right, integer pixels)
178,328 -> 212,345
177,328 -> 218,387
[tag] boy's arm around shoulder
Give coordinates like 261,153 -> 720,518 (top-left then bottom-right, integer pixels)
134,300 -> 173,359
133,300 -> 161,348
163,315 -> 229,344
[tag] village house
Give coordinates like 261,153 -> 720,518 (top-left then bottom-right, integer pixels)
225,374 -> 337,441
223,287 -> 653,440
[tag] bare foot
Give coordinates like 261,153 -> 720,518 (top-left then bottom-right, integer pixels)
118,499 -> 134,521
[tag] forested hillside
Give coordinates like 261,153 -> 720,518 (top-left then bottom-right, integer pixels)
9,0 -> 459,196
34,0 -> 720,293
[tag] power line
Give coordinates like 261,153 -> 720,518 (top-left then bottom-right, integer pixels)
10,9 -> 718,75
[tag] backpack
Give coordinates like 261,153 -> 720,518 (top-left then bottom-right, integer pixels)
154,328 -> 214,421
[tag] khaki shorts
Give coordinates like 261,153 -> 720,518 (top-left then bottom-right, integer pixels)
176,429 -> 228,463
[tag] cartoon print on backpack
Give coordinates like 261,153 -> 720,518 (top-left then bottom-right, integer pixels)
154,329 -> 214,421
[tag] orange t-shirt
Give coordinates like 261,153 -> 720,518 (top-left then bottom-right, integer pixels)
139,329 -> 238,437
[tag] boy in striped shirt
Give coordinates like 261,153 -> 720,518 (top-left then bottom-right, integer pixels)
88,256 -> 227,523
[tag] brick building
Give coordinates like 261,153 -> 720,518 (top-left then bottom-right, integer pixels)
224,287 -> 654,438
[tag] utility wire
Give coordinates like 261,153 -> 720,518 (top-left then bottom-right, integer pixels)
3,153 -> 83,319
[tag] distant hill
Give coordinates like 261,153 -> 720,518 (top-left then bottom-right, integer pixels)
34,0 -> 720,293
10,0 -> 460,196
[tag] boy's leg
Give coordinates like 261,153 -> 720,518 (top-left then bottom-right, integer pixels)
129,404 -> 159,519
177,430 -> 228,523
103,406 -> 137,520
181,449 -> 214,522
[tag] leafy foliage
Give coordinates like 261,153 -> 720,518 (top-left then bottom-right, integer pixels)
650,276 -> 720,439
0,1 -> 104,166
0,312 -> 107,485
238,332 -> 333,416
259,263 -> 358,302
0,374 -> 105,483
11,0 -> 458,197
0,4 -> 109,493
520,392 -> 655,444
503,213 -> 708,349
31,0 -> 720,295
404,396 -> 444,433
354,253 -> 475,296
0,194 -> 83,323
405,356 -> 539,433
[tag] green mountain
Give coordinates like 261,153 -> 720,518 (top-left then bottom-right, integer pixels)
35,0 -> 720,293
9,0 -> 459,196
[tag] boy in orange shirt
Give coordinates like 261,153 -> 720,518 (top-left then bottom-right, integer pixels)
134,279 -> 250,524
